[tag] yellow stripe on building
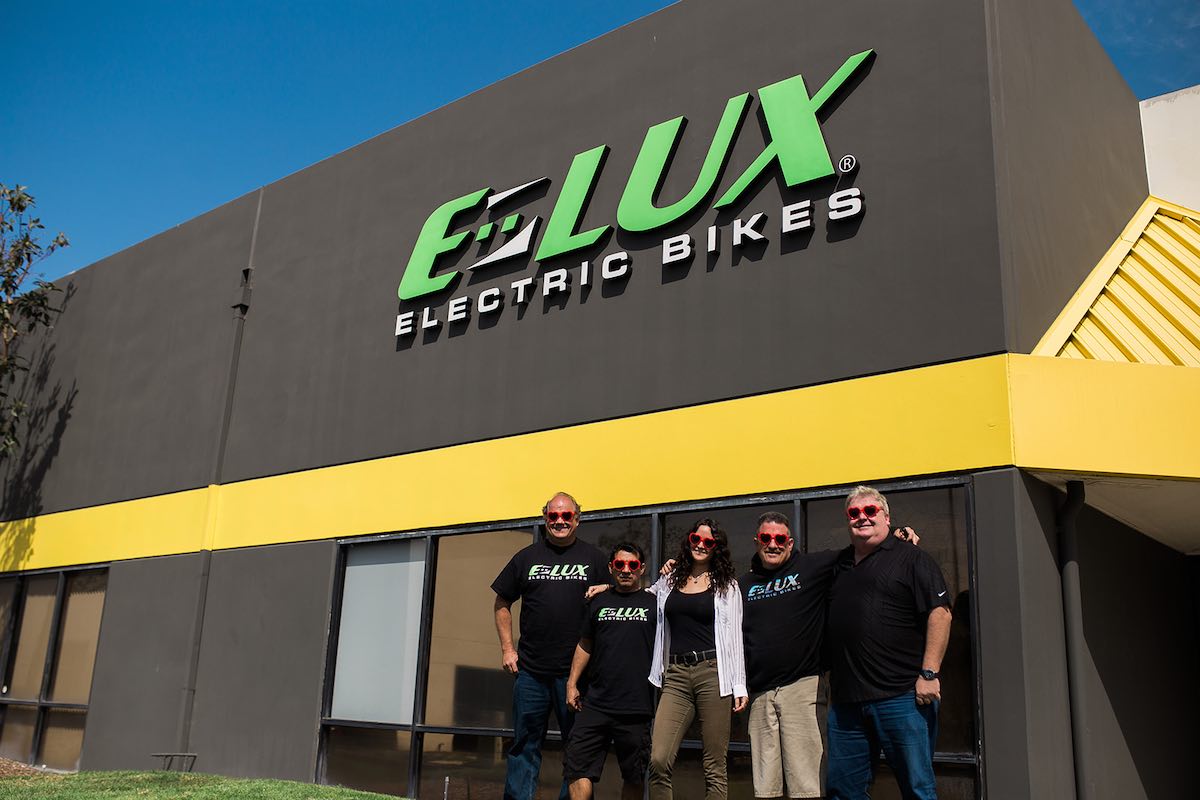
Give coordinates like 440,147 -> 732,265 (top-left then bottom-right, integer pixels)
5,352 -> 1200,571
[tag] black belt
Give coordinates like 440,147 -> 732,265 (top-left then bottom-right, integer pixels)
669,649 -> 717,665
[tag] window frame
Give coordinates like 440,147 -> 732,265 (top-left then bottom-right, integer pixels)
0,564 -> 108,768
318,474 -> 983,798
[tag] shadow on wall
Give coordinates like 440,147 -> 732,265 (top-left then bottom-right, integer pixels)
1077,504 -> 1200,799
0,284 -> 78,572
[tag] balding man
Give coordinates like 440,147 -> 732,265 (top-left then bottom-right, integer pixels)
493,492 -> 611,800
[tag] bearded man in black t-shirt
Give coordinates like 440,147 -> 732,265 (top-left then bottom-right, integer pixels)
563,543 -> 656,800
493,492 -> 611,800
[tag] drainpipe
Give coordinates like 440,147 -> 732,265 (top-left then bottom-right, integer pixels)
1057,480 -> 1089,800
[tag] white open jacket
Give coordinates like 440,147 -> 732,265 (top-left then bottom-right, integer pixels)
647,574 -> 748,699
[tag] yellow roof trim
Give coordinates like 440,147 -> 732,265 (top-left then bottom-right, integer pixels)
1033,196 -> 1200,365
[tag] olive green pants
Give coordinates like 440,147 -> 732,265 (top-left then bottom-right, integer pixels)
649,659 -> 732,800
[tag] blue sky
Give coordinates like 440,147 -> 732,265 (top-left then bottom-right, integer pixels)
4,0 -> 1198,284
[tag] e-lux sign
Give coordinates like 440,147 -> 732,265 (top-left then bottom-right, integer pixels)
394,49 -> 874,338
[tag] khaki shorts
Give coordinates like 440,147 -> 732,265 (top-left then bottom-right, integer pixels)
748,674 -> 825,798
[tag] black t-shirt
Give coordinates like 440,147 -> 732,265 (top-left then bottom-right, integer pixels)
826,536 -> 951,703
665,587 -> 716,654
579,589 -> 657,715
491,537 -> 610,678
739,549 -> 839,694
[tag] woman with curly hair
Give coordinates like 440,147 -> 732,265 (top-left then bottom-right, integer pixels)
646,518 -> 747,799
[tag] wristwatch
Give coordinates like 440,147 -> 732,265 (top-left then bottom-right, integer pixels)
918,669 -> 939,681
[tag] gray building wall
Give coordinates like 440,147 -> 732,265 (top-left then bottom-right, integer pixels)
983,0 -> 1149,353
1072,503 -> 1200,799
972,469 -> 1200,800
184,541 -> 336,781
972,469 -> 1076,799
0,192 -> 258,519
1141,85 -> 1200,210
1,1 -> 1151,519
80,553 -> 207,771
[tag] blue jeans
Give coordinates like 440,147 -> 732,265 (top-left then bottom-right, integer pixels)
504,670 -> 574,800
826,691 -> 939,800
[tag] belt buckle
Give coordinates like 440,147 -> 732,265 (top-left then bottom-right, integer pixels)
687,650 -> 700,666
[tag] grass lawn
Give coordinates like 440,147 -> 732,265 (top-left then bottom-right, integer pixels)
0,770 -> 404,799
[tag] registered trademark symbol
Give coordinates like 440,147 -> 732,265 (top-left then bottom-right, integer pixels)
838,154 -> 858,174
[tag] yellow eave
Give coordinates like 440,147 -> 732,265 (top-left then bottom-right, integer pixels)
1034,196 -> 1200,365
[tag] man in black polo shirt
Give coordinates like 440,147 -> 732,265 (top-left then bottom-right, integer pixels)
563,542 -> 656,800
493,492 -> 611,800
825,486 -> 952,800
741,511 -> 916,799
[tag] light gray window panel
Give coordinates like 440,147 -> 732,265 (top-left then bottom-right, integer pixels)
330,538 -> 427,724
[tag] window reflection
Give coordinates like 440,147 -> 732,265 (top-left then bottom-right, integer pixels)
323,725 -> 410,797
48,571 -> 107,705
5,575 -> 57,700
36,707 -> 86,771
425,529 -> 531,728
419,732 -> 508,800
0,706 -> 36,764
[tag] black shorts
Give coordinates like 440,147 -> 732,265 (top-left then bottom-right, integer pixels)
562,705 -> 652,784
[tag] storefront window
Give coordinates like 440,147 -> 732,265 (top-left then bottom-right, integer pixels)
324,725 -> 411,796
330,539 -> 427,725
48,571 -> 108,704
0,706 -> 36,763
324,480 -> 978,798
0,568 -> 106,771
419,732 -> 508,800
425,529 -> 531,729
4,575 -> 56,700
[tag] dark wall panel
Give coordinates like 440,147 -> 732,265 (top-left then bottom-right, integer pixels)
985,0 -> 1149,352
80,553 -> 205,771
1074,504 -> 1200,799
0,193 -> 259,519
185,541 -> 336,781
219,0 -> 1006,483
972,469 -> 1075,799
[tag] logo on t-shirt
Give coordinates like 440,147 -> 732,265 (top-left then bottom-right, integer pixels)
747,574 -> 802,600
528,563 -> 590,580
598,607 -> 649,622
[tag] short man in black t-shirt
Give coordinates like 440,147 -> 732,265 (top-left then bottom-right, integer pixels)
564,543 -> 656,800
825,486 -> 952,800
493,492 -> 611,800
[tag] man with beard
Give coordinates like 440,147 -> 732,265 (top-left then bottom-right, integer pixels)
741,511 -> 917,799
564,543 -> 656,800
493,492 -> 611,800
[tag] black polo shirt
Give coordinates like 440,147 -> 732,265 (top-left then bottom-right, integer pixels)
826,536 -> 950,704
492,537 -> 610,678
739,549 -> 839,694
579,588 -> 656,715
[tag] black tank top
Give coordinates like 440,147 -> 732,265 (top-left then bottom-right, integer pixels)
666,587 -> 716,653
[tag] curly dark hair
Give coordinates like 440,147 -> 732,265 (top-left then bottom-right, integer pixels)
669,517 -> 736,593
